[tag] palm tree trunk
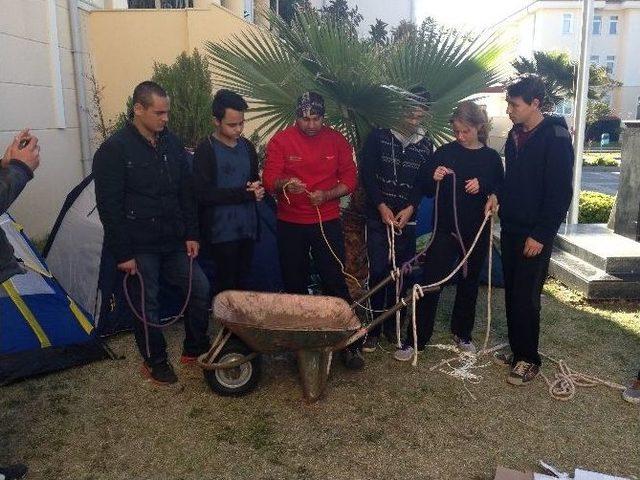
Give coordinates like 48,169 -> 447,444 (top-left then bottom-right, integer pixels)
342,185 -> 369,300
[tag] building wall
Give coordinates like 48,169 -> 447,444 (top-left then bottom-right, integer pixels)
513,0 -> 640,121
87,4 -> 258,129
0,0 -> 98,238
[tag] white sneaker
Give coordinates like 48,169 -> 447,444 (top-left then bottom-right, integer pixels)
394,345 -> 415,362
453,335 -> 477,354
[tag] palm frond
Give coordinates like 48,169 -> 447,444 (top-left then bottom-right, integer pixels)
206,11 -> 508,149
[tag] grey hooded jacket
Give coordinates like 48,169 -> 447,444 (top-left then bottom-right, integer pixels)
0,160 -> 33,283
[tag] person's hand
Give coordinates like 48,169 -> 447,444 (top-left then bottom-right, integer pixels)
465,178 -> 480,195
284,177 -> 306,194
395,205 -> 414,229
247,181 -> 265,202
186,240 -> 200,258
117,259 -> 137,275
523,237 -> 543,258
2,130 -> 40,171
484,194 -> 499,216
433,166 -> 452,181
308,190 -> 326,206
377,203 -> 396,226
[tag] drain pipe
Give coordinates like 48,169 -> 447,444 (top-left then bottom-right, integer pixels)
68,0 -> 92,177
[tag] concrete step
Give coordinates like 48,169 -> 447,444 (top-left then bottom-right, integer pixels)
548,247 -> 640,299
554,223 -> 640,275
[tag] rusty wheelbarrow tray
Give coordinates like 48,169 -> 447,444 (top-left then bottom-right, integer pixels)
198,275 -> 437,402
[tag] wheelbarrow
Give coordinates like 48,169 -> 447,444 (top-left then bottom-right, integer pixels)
198,275 -> 438,402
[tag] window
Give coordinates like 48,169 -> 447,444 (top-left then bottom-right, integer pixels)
562,13 -> 573,34
590,55 -> 600,65
609,15 -> 619,34
606,55 -> 616,74
593,15 -> 602,35
554,99 -> 574,116
636,96 -> 640,120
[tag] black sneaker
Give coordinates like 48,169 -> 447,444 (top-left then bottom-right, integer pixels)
343,348 -> 365,370
0,463 -> 28,480
362,336 -> 379,353
141,361 -> 178,386
507,361 -> 540,386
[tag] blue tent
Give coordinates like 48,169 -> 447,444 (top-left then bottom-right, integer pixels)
0,213 -> 107,385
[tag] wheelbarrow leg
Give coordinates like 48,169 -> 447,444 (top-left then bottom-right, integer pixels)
296,348 -> 333,402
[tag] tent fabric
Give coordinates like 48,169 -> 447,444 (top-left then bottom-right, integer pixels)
0,214 -> 107,385
44,175 -> 284,337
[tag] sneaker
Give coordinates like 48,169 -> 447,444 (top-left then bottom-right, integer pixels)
507,361 -> 539,386
394,345 -> 416,362
343,348 -> 365,370
0,463 -> 28,480
493,350 -> 514,367
622,379 -> 640,405
141,361 -> 178,385
453,335 -> 477,354
362,336 -> 379,353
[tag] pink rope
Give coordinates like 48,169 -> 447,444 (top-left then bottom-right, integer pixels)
123,256 -> 195,359
399,170 -> 469,291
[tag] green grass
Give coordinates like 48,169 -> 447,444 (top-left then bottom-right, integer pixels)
1,280 -> 639,479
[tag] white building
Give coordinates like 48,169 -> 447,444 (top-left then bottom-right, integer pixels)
308,0 -> 417,37
507,0 -> 640,120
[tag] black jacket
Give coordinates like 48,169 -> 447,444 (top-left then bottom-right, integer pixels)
93,123 -> 198,263
499,115 -> 574,245
192,136 -> 260,244
426,142 -> 504,241
0,160 -> 33,283
360,128 -> 434,218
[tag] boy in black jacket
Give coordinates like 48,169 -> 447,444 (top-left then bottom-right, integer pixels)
193,90 -> 264,296
93,81 -> 211,386
496,75 -> 574,386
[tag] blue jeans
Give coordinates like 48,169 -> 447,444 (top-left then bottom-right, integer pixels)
128,250 -> 211,365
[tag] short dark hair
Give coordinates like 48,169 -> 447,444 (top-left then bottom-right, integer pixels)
132,81 -> 168,109
212,89 -> 248,121
507,75 -> 546,106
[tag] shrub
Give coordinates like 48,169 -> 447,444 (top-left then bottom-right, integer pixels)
152,49 -> 213,147
578,191 -> 615,223
585,115 -> 621,143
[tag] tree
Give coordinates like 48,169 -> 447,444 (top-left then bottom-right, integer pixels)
319,0 -> 363,31
205,9 -> 507,292
512,51 -> 621,111
150,49 -> 213,147
368,19 -> 389,46
392,19 -> 418,43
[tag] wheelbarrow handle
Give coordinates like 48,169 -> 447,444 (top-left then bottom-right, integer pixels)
350,274 -> 395,307
337,285 -> 439,351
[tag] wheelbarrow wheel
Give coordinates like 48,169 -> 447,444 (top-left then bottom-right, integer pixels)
203,338 -> 261,397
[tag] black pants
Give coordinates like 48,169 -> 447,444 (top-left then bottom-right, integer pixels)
203,239 -> 254,295
407,229 -> 489,349
366,219 -> 416,338
128,250 -> 211,365
277,219 -> 363,351
501,232 -> 553,366
277,219 -> 352,302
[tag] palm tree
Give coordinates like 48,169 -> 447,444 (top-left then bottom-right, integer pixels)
205,10 -> 507,295
512,51 -> 622,111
